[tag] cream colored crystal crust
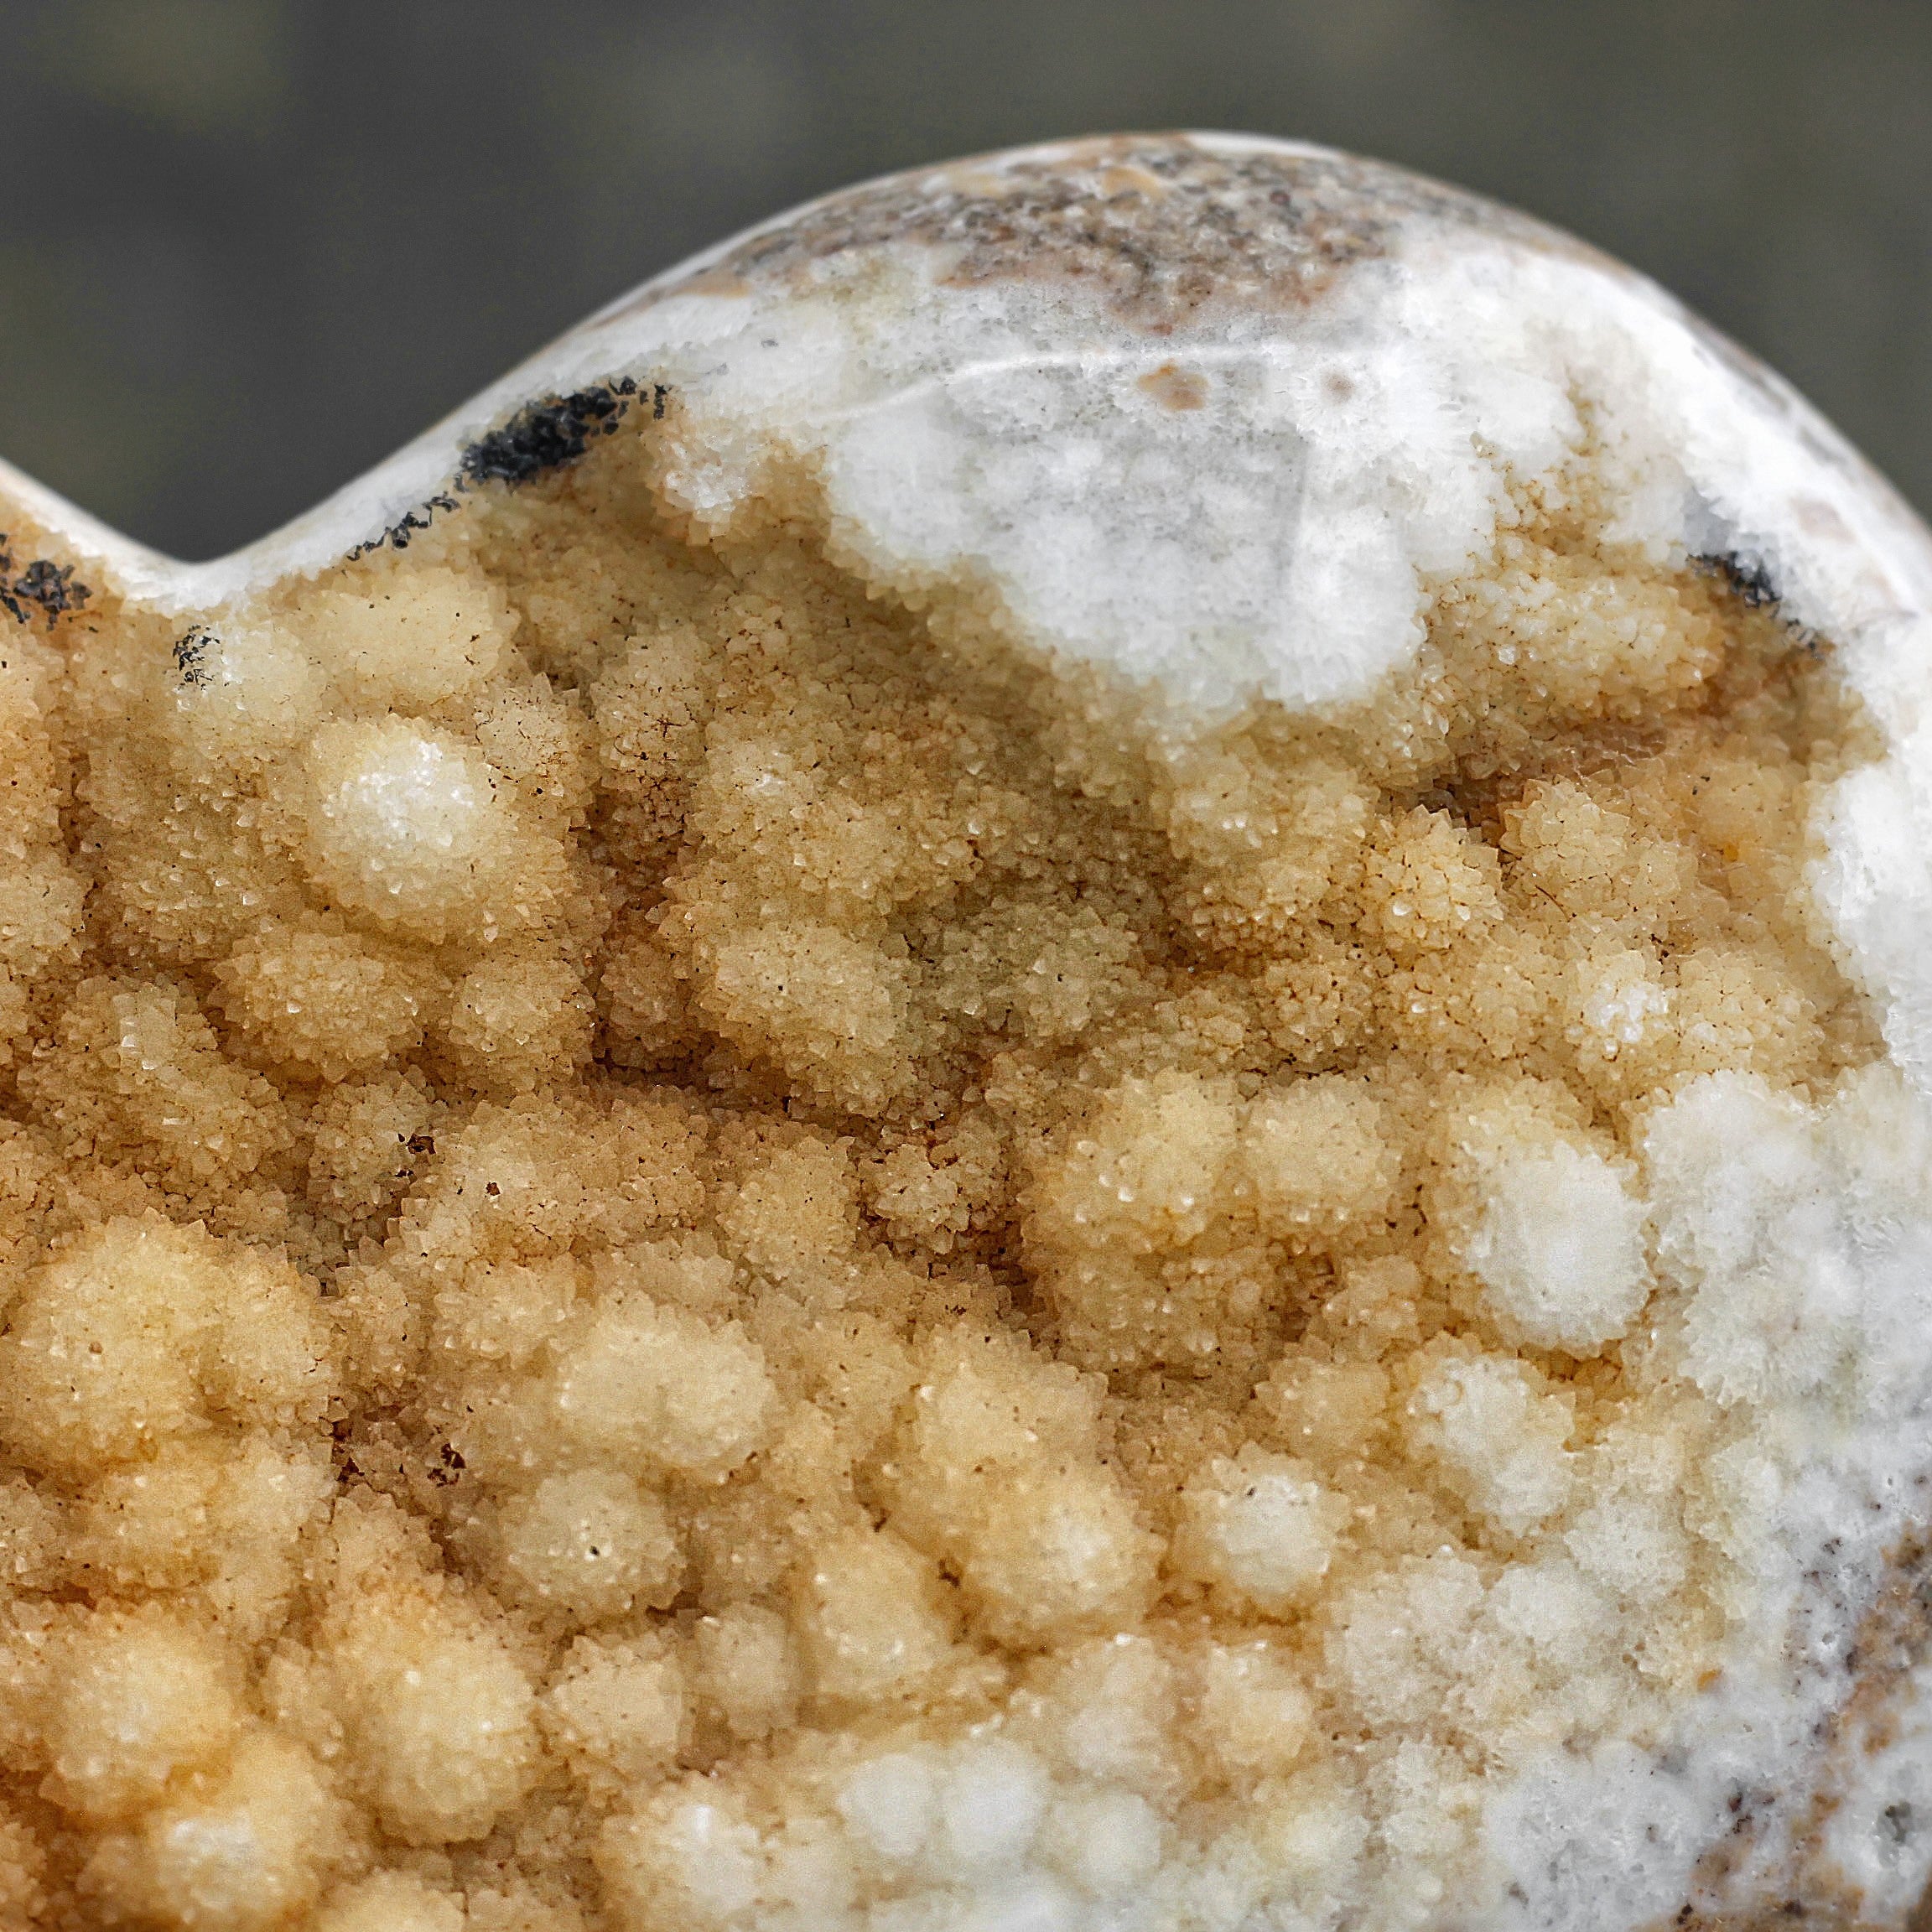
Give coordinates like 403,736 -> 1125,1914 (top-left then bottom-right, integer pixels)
0,135 -> 1930,1932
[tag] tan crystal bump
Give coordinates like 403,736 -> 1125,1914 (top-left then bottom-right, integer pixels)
0,132 -> 1930,1932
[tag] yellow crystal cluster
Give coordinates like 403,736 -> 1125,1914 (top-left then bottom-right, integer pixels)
0,413 -> 1880,1929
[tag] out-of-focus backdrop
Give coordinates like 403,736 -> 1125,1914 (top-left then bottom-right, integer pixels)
0,0 -> 1922,558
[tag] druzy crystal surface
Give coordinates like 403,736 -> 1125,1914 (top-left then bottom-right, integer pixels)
0,134 -> 1929,1930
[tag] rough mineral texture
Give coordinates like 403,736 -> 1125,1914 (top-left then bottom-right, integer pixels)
0,133 -> 1931,1931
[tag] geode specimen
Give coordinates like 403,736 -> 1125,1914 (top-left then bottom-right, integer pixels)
0,132 -> 1929,1931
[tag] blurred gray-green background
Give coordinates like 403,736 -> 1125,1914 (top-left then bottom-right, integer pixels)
2,0 -> 1925,559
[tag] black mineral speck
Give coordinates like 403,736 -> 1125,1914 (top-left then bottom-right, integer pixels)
341,377 -> 668,568
345,491 -> 462,562
1696,551 -> 1780,609
0,538 -> 91,627
173,625 -> 214,689
459,377 -> 649,487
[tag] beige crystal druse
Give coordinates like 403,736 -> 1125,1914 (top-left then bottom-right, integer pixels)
3,135 -> 1932,1931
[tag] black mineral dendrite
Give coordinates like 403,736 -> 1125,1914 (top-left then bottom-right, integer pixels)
172,625 -> 215,689
0,538 -> 90,627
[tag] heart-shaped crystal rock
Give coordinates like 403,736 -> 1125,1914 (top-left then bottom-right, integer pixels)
2,134 -> 1930,1932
